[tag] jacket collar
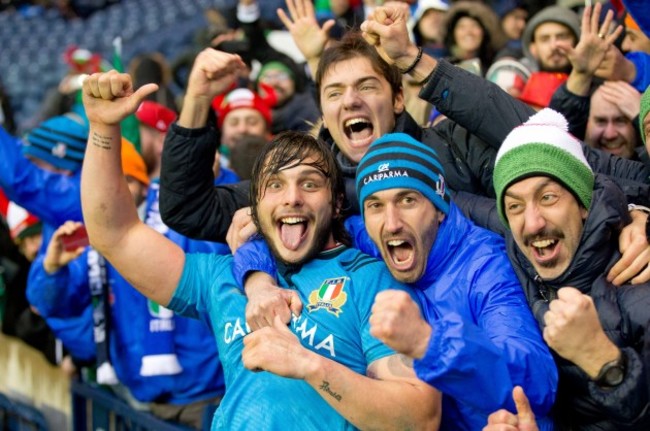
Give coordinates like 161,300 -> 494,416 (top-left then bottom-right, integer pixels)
414,202 -> 470,290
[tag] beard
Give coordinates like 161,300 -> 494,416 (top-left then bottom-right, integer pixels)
261,217 -> 333,267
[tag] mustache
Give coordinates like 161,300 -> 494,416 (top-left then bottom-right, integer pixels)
523,228 -> 564,247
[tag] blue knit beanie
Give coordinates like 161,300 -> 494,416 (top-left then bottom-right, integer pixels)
356,133 -> 450,215
23,113 -> 89,172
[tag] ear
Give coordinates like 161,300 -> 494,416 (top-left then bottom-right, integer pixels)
321,114 -> 328,130
393,88 -> 405,115
529,42 -> 538,60
334,193 -> 344,218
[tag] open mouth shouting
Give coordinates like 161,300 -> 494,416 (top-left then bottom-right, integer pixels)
278,216 -> 309,251
344,117 -> 374,147
529,237 -> 561,267
385,238 -> 416,271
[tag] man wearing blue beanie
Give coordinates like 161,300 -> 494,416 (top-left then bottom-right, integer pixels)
350,132 -> 557,430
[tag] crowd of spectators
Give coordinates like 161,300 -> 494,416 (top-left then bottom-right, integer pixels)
2,0 -> 650,429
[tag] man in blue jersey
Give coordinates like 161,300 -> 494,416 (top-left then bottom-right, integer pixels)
79,69 -> 440,430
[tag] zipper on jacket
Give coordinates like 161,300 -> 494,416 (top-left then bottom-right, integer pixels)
534,274 -> 557,302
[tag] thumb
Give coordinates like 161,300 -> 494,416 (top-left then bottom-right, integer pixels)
287,290 -> 303,317
128,83 -> 159,112
273,314 -> 292,333
512,386 -> 535,424
321,18 -> 336,36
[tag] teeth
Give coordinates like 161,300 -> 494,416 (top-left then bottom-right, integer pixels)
344,118 -> 368,127
281,217 -> 305,224
532,239 -> 555,248
387,240 -> 405,246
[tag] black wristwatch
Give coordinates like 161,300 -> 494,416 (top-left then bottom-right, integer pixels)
593,350 -> 627,388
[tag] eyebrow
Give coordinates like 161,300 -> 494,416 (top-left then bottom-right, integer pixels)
322,76 -> 382,92
505,178 -> 557,199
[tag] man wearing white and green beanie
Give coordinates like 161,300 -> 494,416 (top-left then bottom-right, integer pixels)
493,108 -> 594,227
492,108 -> 650,429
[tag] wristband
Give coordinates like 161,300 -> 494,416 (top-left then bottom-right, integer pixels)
628,203 -> 650,214
400,46 -> 423,75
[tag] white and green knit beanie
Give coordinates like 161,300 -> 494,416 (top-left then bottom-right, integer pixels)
493,108 -> 594,228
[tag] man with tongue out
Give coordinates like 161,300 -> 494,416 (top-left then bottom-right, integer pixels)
492,108 -> 650,429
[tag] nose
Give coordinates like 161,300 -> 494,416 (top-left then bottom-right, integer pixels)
342,87 -> 361,109
523,204 -> 546,236
603,122 -> 618,140
384,204 -> 403,233
283,183 -> 303,207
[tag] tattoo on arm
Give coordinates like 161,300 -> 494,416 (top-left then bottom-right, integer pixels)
91,132 -> 113,150
319,380 -> 343,402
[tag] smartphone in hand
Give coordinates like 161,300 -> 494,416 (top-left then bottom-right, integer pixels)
61,225 -> 90,252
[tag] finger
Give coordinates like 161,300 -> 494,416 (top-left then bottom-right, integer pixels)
631,262 -> 650,284
556,286 -> 581,301
611,251 -> 648,285
590,2 -> 601,35
580,4 -> 592,35
287,290 -> 303,317
321,18 -> 336,37
543,309 -> 557,327
486,409 -> 518,426
361,29 -> 380,47
606,24 -> 624,45
238,219 -> 258,243
277,8 -> 293,30
109,73 -> 130,98
512,386 -> 535,424
303,0 -> 315,19
97,71 -> 117,100
295,0 -> 306,19
607,239 -> 643,283
285,0 -> 298,21
273,314 -> 292,332
599,8 -> 615,39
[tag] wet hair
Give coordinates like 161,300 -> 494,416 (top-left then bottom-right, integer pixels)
250,131 -> 350,246
314,31 -> 402,109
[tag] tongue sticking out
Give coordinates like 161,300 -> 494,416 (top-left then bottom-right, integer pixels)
281,223 -> 306,251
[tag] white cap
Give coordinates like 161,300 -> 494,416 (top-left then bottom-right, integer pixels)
414,0 -> 450,22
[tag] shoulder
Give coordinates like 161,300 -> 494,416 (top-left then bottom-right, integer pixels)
182,253 -> 235,283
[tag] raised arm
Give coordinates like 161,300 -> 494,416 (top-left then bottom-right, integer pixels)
81,71 -> 184,306
159,48 -> 250,241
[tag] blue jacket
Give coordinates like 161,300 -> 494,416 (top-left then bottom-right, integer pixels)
0,126 -> 82,226
627,51 -> 650,93
234,203 -> 557,430
27,247 -> 224,404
